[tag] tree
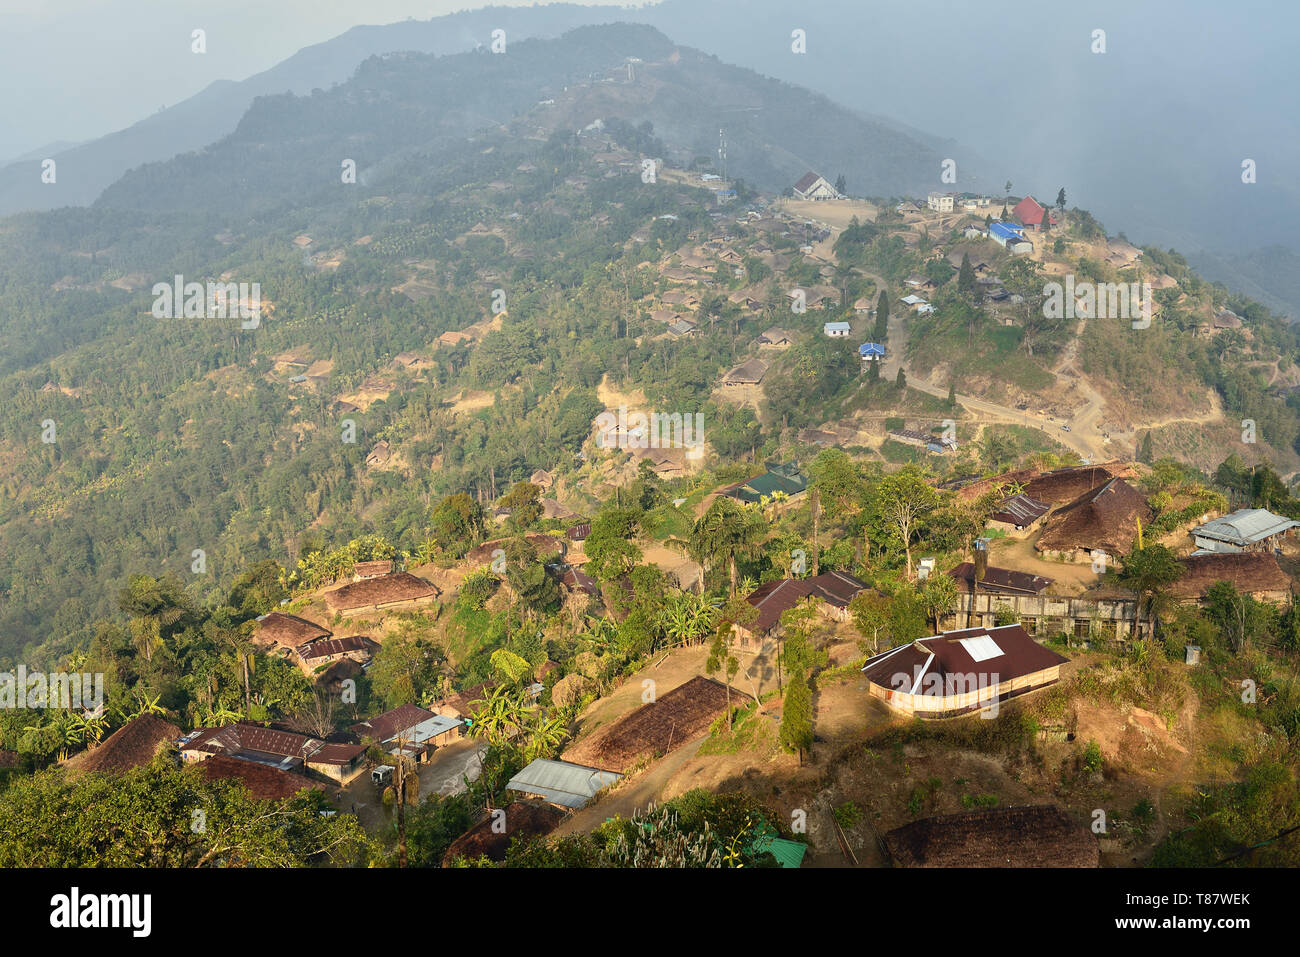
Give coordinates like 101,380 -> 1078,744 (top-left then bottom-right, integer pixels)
468,685 -> 531,747
585,507 -> 643,581
1117,544 -> 1183,640
957,252 -> 976,295
1138,432 -> 1155,464
780,667 -> 814,765
1204,582 -> 1268,654
894,367 -> 906,390
1001,256 -> 1056,356
0,758 -> 371,867
1056,187 -> 1066,211
874,289 -> 890,341
874,468 -> 941,578
499,481 -> 543,529
688,498 -> 768,597
834,174 -> 847,196
705,623 -> 741,732
920,573 -> 959,632
430,493 -> 486,554
947,381 -> 957,408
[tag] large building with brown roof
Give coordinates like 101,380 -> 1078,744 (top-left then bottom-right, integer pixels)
861,624 -> 1068,717
884,805 -> 1098,867
64,714 -> 182,775
1035,478 -> 1152,561
1171,552 -> 1292,604
254,612 -> 331,651
352,704 -> 463,761
322,572 -> 439,617
198,754 -> 325,801
180,722 -> 366,784
1022,463 -> 1130,506
734,570 -> 868,644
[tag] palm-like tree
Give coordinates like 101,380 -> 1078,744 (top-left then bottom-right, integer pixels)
688,498 -> 768,597
525,712 -> 569,761
468,685 -> 530,745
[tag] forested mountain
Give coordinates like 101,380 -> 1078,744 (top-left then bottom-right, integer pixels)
0,21 -> 1294,673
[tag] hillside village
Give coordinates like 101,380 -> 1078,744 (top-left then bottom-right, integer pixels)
4,29 -> 1300,873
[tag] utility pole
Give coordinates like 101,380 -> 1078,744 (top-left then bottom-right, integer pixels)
811,488 -> 821,577
394,732 -> 409,868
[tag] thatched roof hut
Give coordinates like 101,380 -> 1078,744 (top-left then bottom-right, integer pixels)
884,805 -> 1099,867
198,754 -> 324,801
563,676 -> 733,772
1172,552 -> 1292,602
322,572 -> 439,615
255,612 -> 331,650
1022,463 -> 1131,505
64,714 -> 182,775
1036,478 -> 1152,556
442,801 -> 567,865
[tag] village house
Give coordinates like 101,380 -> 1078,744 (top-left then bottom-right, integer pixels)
505,758 -> 623,809
733,570 -> 868,645
253,611 -> 332,653
322,571 -> 440,617
858,342 -> 886,363
352,704 -> 463,763
722,358 -> 768,386
720,461 -> 809,505
987,492 -> 1052,535
1190,507 -> 1299,554
442,800 -> 567,864
1011,195 -> 1057,231
792,171 -> 838,201
988,221 -> 1033,254
1171,552 -> 1292,604
365,440 -> 392,468
198,754 -> 325,801
430,682 -> 494,722
823,321 -> 852,338
179,723 -> 367,784
926,191 -> 955,213
466,534 -> 565,566
1021,463 -> 1132,506
756,327 -> 795,349
63,714 -> 183,776
887,428 -> 958,454
352,559 -> 394,580
295,634 -> 378,675
861,623 -> 1069,718
1036,478 -> 1153,562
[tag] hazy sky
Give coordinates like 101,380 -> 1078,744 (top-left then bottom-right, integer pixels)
0,0 -> 629,159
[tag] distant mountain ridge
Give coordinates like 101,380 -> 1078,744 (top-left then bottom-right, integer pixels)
93,24 -> 950,216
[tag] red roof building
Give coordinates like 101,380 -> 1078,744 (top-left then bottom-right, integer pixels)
1011,195 -> 1056,230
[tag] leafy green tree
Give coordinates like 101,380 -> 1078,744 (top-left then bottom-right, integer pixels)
430,493 -> 486,554
780,666 -> 813,765
957,252 -> 976,295
688,498 -> 768,597
920,572 -> 958,632
1117,544 -> 1183,640
0,758 -> 371,867
873,467 -> 941,578
705,623 -> 741,732
499,481 -> 543,530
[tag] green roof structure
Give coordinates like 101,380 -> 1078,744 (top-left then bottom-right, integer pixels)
723,461 -> 808,504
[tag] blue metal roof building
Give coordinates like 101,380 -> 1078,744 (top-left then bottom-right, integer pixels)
859,342 -> 886,359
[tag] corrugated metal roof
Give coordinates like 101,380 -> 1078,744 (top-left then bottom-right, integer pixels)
1193,508 -> 1299,546
507,759 -> 622,808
